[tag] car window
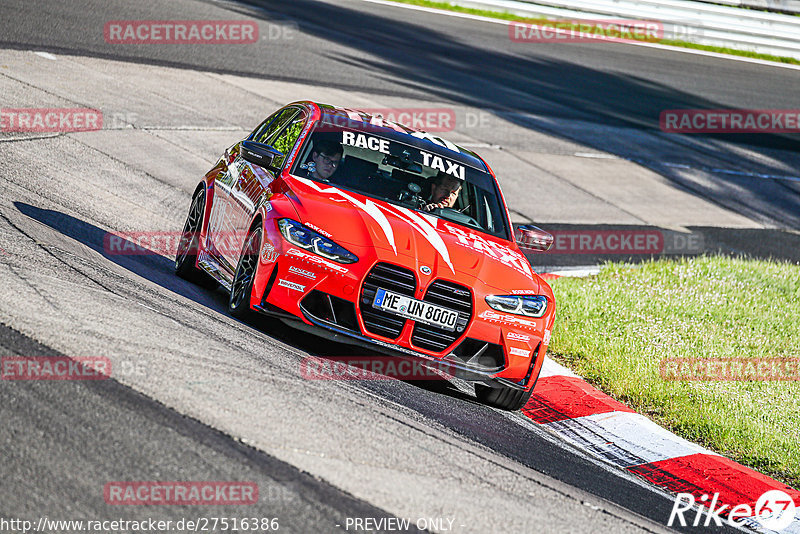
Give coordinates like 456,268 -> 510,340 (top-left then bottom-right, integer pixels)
270,110 -> 308,169
248,109 -> 281,141
291,123 -> 510,239
250,108 -> 298,145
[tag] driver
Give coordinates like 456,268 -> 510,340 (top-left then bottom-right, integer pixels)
304,139 -> 343,182
424,172 -> 462,211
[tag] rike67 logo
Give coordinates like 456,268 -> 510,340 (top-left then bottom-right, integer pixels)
669,490 -> 796,531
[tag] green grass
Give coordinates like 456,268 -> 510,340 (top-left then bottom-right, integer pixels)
548,256 -> 800,488
385,0 -> 800,65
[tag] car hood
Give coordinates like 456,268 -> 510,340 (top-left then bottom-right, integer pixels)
286,176 -> 540,294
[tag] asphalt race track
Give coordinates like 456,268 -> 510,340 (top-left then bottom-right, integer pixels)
1,0 -> 798,532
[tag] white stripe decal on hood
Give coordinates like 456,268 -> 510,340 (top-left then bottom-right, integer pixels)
383,205 -> 455,274
294,177 -> 397,255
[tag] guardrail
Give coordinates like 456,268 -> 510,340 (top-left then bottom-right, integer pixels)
450,0 -> 800,60
697,0 -> 800,15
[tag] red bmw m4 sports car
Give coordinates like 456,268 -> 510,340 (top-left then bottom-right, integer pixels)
176,101 -> 555,410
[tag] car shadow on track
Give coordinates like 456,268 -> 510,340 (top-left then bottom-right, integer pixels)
13,201 -> 476,405
14,201 -> 232,313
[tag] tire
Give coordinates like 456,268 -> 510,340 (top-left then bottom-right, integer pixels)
229,226 -> 262,319
175,188 -> 218,289
474,383 -> 534,411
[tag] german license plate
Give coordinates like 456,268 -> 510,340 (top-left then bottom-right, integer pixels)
373,288 -> 459,331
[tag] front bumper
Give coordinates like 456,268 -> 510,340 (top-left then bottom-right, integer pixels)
254,299 -> 541,390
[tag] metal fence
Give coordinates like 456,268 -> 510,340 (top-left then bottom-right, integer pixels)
697,0 -> 800,15
451,0 -> 800,59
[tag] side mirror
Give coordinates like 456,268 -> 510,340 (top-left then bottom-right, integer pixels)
515,224 -> 554,252
241,141 -> 283,173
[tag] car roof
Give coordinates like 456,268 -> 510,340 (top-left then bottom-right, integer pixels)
298,101 -> 490,173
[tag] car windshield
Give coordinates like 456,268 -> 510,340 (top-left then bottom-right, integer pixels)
290,122 -> 511,239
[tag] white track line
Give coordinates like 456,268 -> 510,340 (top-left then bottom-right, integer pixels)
32,51 -> 57,60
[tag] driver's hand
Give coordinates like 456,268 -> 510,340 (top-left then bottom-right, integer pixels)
424,201 -> 448,211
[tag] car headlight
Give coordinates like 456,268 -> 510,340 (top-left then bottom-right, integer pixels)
277,219 -> 358,264
485,294 -> 548,317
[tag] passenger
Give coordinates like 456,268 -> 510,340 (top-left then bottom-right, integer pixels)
305,139 -> 343,182
424,171 -> 462,211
